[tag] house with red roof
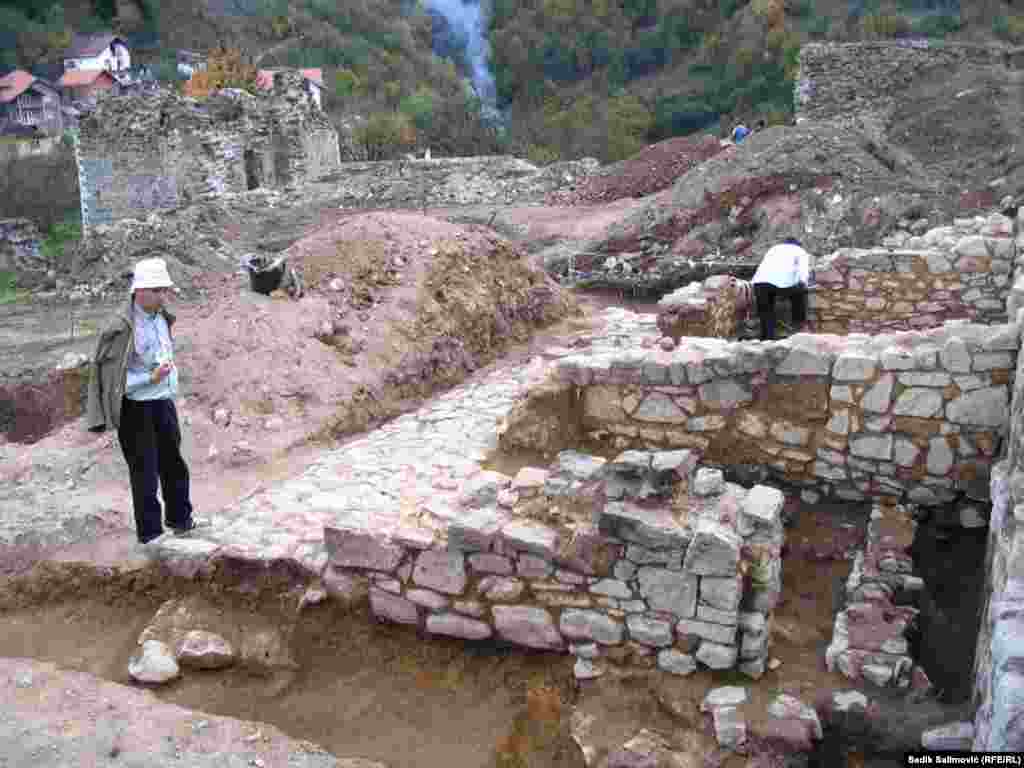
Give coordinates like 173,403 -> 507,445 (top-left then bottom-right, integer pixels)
255,68 -> 324,110
58,69 -> 119,103
0,70 -> 62,135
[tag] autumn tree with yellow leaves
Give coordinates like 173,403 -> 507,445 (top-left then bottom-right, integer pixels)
182,47 -> 259,98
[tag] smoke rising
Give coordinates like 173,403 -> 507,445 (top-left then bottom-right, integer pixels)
425,0 -> 498,118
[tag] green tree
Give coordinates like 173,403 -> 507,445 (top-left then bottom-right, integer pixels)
355,111 -> 417,159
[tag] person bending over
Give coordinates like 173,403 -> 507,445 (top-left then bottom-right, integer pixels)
751,238 -> 812,341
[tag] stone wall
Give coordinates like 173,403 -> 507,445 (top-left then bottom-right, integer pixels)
973,212 -> 1024,750
538,324 -> 1017,505
322,451 -> 785,680
796,42 -> 1007,123
75,73 -> 340,233
812,214 -> 1016,333
328,156 -> 600,208
655,212 -> 1017,340
0,218 -> 44,274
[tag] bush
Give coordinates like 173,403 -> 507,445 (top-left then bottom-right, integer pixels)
354,111 -> 416,160
860,13 -> 911,38
912,13 -> 961,38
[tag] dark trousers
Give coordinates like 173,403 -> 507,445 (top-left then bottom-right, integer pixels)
754,282 -> 807,341
117,397 -> 193,543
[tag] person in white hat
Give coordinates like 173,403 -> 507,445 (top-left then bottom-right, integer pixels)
86,257 -> 202,545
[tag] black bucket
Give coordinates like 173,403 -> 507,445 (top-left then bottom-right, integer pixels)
246,255 -> 286,295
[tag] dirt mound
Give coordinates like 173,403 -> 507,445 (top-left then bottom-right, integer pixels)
548,135 -> 724,206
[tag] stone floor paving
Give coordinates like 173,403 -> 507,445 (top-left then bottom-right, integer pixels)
155,309 -> 663,574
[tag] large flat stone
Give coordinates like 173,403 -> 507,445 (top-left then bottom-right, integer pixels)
626,615 -> 674,647
947,387 -> 1009,427
412,549 -> 467,595
682,519 -> 740,576
447,507 -> 507,552
493,605 -> 564,650
598,501 -> 691,549
892,388 -> 944,418
370,587 -> 420,625
324,526 -> 405,571
700,574 -> 742,612
500,520 -> 560,558
678,618 -> 737,645
560,609 -> 625,645
426,612 -> 492,641
741,485 -> 784,529
696,641 -> 738,670
657,649 -> 697,676
636,568 -> 698,617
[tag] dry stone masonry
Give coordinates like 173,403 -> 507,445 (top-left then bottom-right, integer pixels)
0,218 -> 44,276
655,212 -> 1017,339
541,321 -> 1016,505
75,72 -> 340,233
826,501 -> 927,691
322,450 -> 785,680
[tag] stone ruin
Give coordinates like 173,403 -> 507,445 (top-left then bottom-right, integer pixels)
74,71 -> 341,233
324,450 -> 784,681
0,218 -> 44,279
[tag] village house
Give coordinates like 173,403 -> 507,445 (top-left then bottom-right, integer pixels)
63,33 -> 131,73
256,68 -> 324,110
0,70 -> 63,135
58,69 -> 119,105
176,50 -> 207,79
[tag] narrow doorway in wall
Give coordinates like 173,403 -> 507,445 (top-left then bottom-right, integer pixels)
244,149 -> 260,190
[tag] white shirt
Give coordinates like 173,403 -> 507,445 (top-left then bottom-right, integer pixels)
752,243 -> 811,288
125,303 -> 178,401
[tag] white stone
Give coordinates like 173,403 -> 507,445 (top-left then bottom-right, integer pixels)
693,468 -> 725,496
682,519 -> 741,576
701,685 -> 748,712
947,387 -> 1008,427
921,721 -> 975,751
696,641 -> 738,669
176,630 -> 235,670
626,615 -> 674,647
560,609 -> 624,645
657,649 -> 696,676
129,640 -> 181,684
862,663 -> 893,687
940,337 -> 972,373
927,438 -> 955,476
862,374 -> 895,413
426,612 -> 492,640
850,434 -> 893,461
493,605 -> 563,650
573,658 -> 605,680
700,574 -> 742,612
893,388 -> 943,418
678,618 -> 737,645
833,351 -> 877,381
741,485 -> 784,528
590,578 -> 632,598
712,705 -> 747,748
767,694 -> 823,739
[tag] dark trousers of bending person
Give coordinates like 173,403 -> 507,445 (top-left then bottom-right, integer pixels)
753,282 -> 807,341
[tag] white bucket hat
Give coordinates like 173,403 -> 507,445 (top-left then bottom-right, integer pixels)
131,258 -> 175,291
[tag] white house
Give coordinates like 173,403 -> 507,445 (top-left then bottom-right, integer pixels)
63,33 -> 131,72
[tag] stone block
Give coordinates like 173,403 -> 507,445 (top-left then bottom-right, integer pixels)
741,485 -> 784,529
460,470 -> 511,508
921,722 -> 974,751
426,612 -> 492,640
447,507 -> 507,552
940,337 -> 972,373
892,389 -> 943,418
698,379 -> 753,409
766,694 -> 823,739
701,685 -> 748,711
700,574 -> 742,612
406,588 -> 449,611
636,568 -> 698,617
678,618 -> 737,645
500,520 -> 560,558
517,554 -> 554,579
712,706 -> 746,748
590,578 -> 633,599
693,468 -> 725,496
560,609 -> 625,645
370,587 -> 420,625
468,552 -> 514,575
850,434 -> 893,462
412,549 -> 467,595
657,649 -> 697,676
492,605 -> 564,650
633,392 -> 688,423
324,526 -> 405,571
833,351 -> 878,381
598,501 -> 691,549
698,605 -> 739,625
683,519 -> 741,576
862,374 -> 895,413
947,387 -> 1009,427
696,641 -> 738,670
626,615 -> 674,647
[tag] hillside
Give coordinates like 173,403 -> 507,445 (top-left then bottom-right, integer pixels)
2,0 -> 1021,164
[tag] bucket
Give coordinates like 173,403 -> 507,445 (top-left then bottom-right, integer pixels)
245,254 -> 286,295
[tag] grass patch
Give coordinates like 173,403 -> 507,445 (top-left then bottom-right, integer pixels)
0,269 -> 24,304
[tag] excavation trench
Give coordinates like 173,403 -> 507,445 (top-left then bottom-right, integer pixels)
0,496 -> 877,767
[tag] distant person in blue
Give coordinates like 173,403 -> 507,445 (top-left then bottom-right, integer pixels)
751,238 -> 813,341
731,123 -> 750,144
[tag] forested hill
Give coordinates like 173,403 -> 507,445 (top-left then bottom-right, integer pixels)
1,0 -> 1019,164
